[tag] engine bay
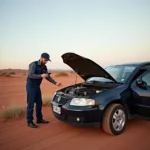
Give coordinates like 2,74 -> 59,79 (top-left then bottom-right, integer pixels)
57,79 -> 119,97
65,86 -> 98,96
63,83 -> 110,97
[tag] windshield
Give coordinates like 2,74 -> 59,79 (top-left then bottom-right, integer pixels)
87,65 -> 136,83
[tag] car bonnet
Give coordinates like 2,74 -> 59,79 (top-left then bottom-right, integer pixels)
61,52 -> 117,82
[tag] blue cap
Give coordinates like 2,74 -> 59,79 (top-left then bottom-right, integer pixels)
41,53 -> 51,61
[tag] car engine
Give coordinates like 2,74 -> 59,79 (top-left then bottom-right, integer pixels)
64,85 -> 103,96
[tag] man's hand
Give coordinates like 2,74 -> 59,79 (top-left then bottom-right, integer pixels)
56,82 -> 62,86
41,74 -> 48,78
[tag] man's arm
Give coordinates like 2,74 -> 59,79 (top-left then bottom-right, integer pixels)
46,74 -> 57,85
45,67 -> 57,85
28,63 -> 42,79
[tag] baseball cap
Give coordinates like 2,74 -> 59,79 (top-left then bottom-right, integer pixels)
41,53 -> 51,61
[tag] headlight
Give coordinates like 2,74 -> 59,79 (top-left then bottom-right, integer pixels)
70,98 -> 95,106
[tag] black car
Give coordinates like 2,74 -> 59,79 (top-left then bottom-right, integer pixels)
51,52 -> 150,135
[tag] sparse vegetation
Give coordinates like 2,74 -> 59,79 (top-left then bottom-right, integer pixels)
0,70 -> 16,77
0,105 -> 24,119
55,71 -> 68,77
0,72 -> 12,77
9,71 -> 16,75
0,72 -> 6,76
69,70 -> 75,73
42,96 -> 52,106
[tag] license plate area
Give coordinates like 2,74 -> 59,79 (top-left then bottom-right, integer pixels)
53,105 -> 61,114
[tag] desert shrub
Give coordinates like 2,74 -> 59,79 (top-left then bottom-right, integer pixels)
0,72 -> 12,77
5,73 -> 12,76
0,105 -> 24,119
69,70 -> 75,73
55,72 -> 68,77
9,71 -> 16,75
0,72 -> 7,76
42,96 -> 52,106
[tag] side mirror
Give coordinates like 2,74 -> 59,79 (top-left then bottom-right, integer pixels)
136,79 -> 147,89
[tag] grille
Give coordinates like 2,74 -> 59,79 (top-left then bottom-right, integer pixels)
53,95 -> 69,105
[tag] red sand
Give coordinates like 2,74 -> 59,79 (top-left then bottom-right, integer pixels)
0,74 -> 83,108
0,75 -> 150,150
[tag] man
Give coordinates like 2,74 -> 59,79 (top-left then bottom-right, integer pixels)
26,52 -> 61,128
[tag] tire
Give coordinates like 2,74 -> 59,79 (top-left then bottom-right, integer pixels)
102,103 -> 127,135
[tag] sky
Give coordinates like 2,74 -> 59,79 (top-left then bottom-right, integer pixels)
0,0 -> 150,70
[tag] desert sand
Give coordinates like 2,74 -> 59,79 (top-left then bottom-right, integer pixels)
0,72 -> 150,150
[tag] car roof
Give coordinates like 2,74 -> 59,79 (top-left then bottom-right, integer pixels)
112,61 -> 150,67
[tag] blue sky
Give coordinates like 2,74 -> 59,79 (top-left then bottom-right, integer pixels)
0,0 -> 150,69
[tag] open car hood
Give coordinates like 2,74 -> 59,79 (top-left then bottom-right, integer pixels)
61,52 -> 117,82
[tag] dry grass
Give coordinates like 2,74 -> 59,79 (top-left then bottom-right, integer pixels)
69,70 -> 75,74
55,71 -> 69,77
42,96 -> 52,106
0,72 -> 7,76
0,72 -> 11,77
9,71 -> 16,75
0,71 -> 16,77
0,105 -> 24,119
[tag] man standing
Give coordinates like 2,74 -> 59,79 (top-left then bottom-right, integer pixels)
26,53 -> 61,128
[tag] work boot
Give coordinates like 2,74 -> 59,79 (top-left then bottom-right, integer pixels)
37,119 -> 49,124
28,122 -> 38,128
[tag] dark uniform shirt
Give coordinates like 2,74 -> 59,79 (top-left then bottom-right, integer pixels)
26,60 -> 57,86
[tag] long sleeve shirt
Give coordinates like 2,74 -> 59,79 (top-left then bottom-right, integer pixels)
28,61 -> 57,85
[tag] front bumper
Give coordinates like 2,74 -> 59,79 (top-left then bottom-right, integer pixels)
51,101 -> 102,126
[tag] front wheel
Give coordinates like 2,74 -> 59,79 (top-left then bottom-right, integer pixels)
102,103 -> 127,135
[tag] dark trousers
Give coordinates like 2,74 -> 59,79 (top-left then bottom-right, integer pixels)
26,82 -> 43,123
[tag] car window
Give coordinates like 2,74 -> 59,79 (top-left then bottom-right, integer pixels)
105,65 -> 136,83
105,67 -> 120,79
121,66 -> 136,81
142,72 -> 150,86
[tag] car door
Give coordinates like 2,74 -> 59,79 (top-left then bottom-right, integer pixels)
131,70 -> 150,117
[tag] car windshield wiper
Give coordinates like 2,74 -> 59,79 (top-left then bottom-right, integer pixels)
87,81 -> 100,83
102,80 -> 123,84
88,80 -> 112,84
